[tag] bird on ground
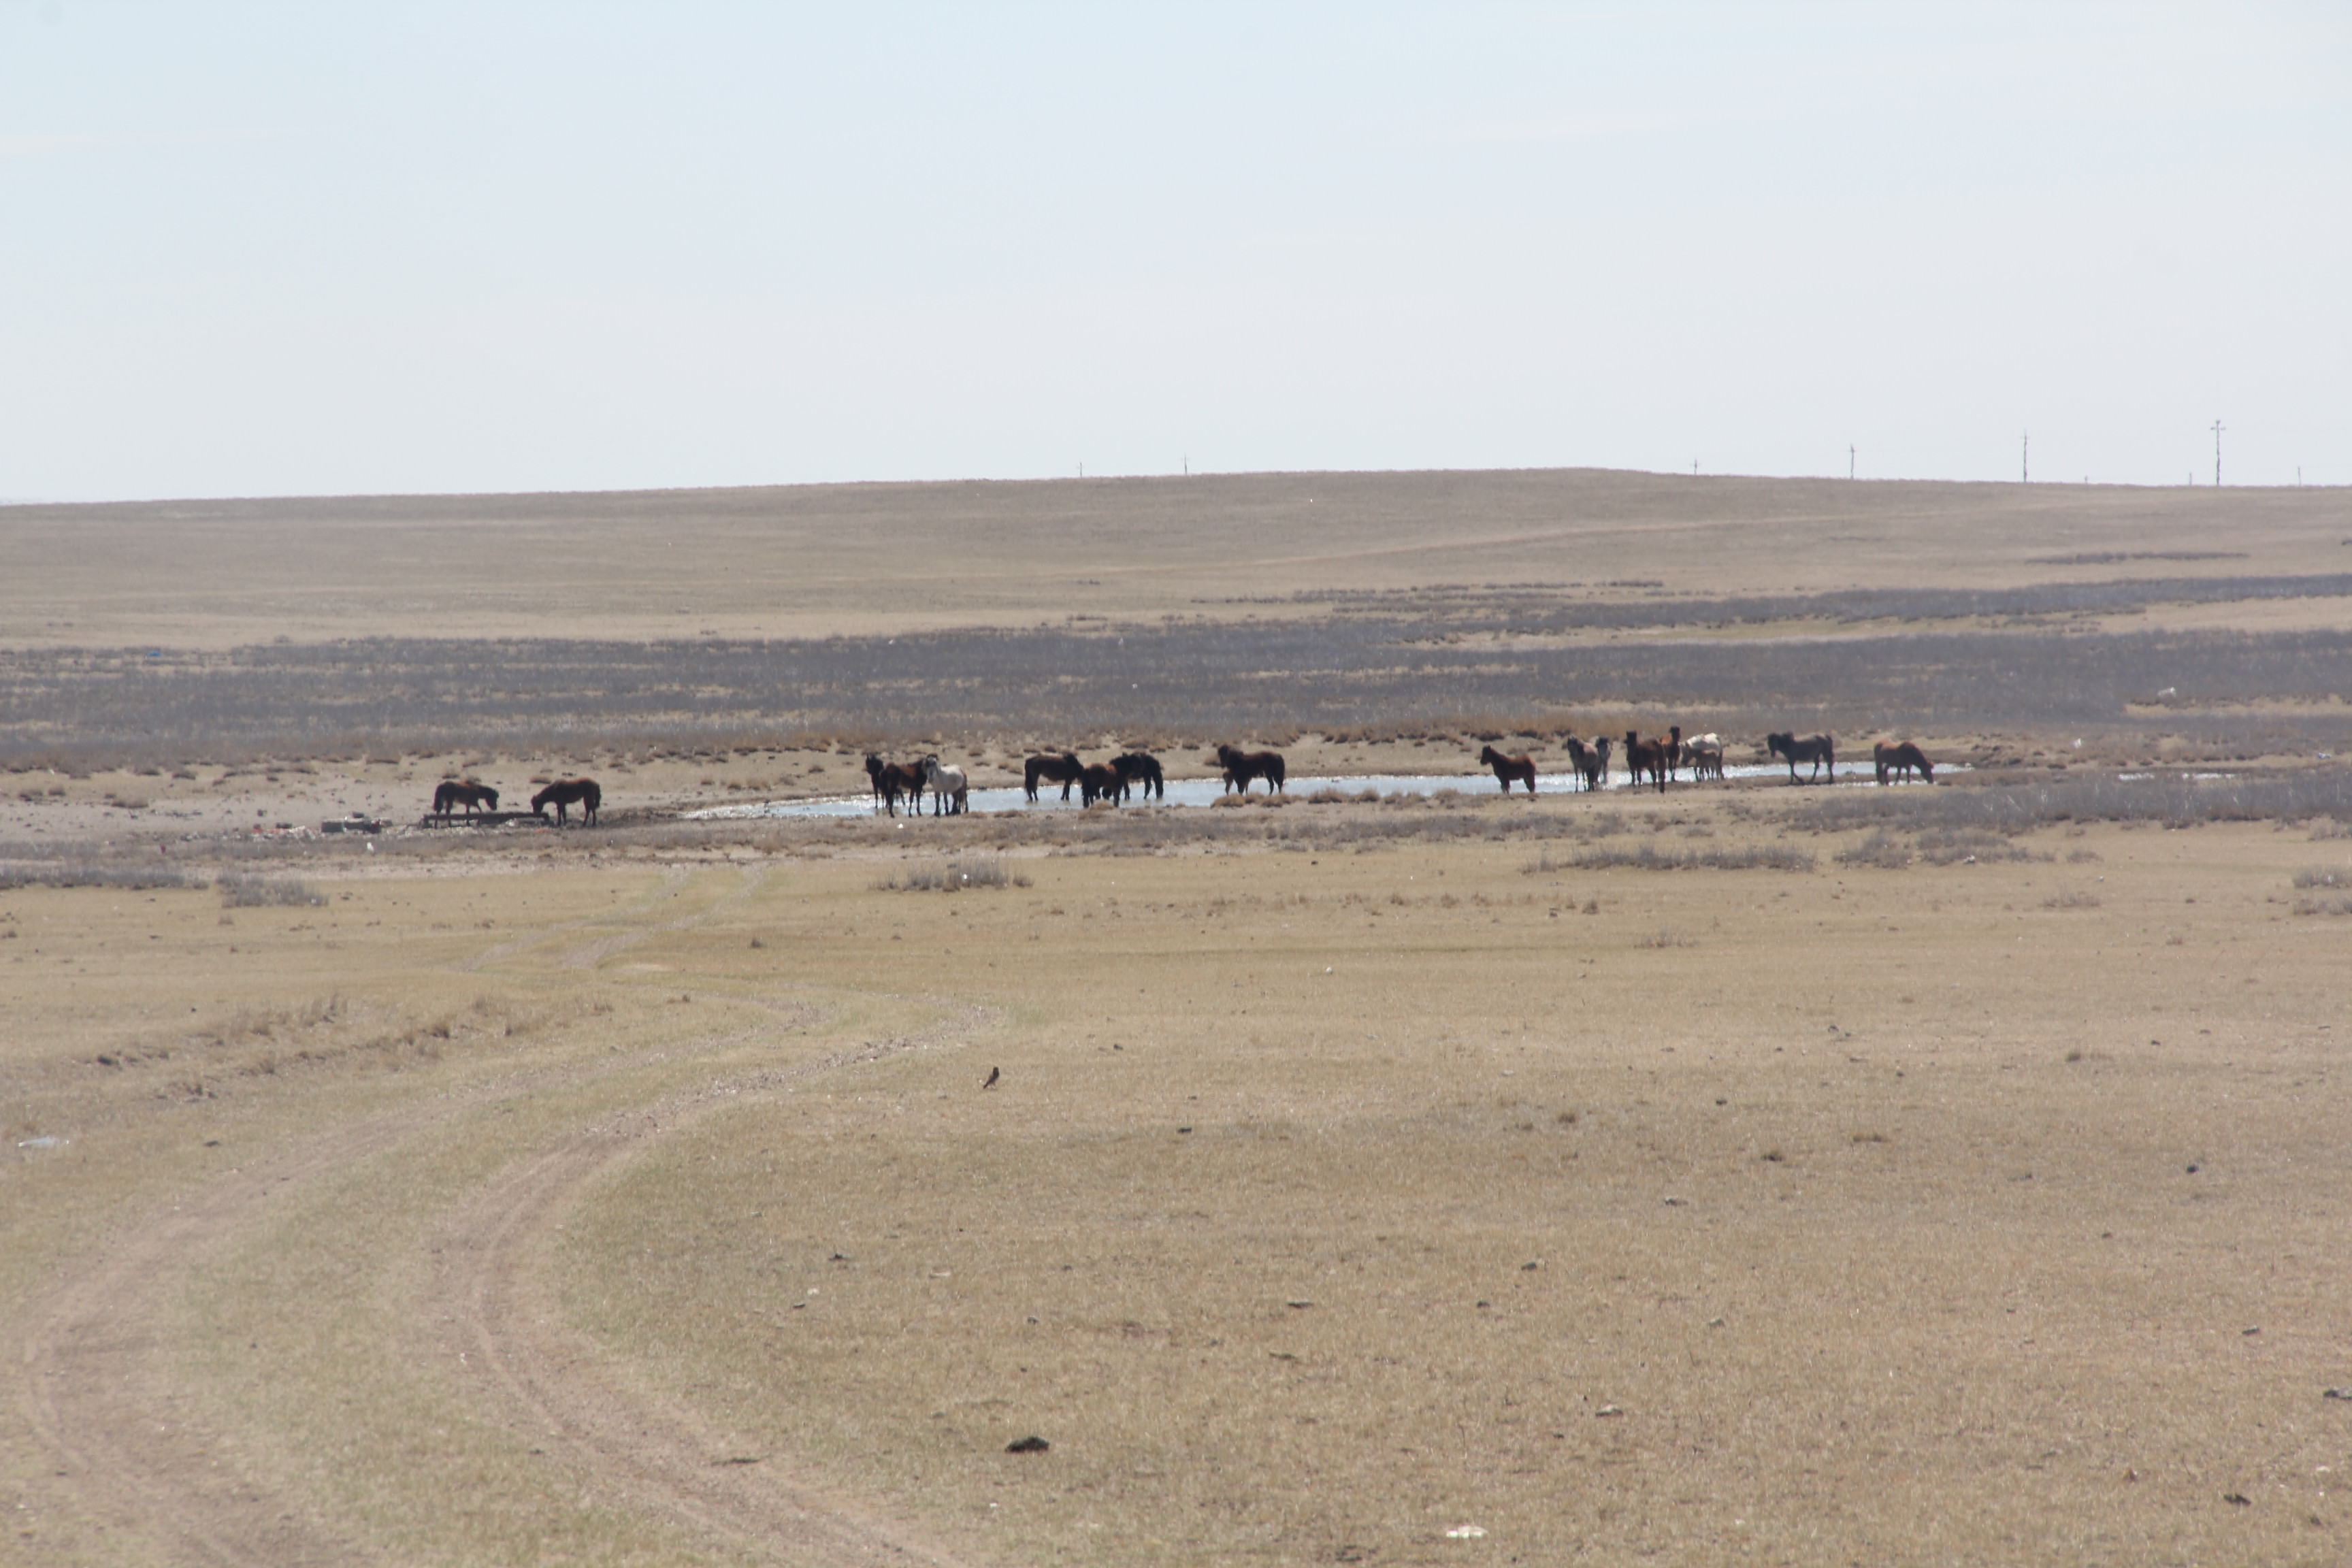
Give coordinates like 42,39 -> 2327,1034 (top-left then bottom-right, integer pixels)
981,1066 -> 1000,1089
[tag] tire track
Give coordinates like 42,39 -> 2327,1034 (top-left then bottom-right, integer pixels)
14,860 -> 967,1567
427,1002 -> 996,1567
458,863 -> 693,973
557,864 -> 767,970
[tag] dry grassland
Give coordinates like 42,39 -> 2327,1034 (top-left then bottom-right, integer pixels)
5,467 -> 2350,1564
5,794 -> 2350,1565
8,469 -> 2349,650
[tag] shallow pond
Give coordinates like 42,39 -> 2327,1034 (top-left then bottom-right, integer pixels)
687,759 -> 1896,819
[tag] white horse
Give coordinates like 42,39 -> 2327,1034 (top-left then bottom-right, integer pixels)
1682,732 -> 1725,781
921,755 -> 969,816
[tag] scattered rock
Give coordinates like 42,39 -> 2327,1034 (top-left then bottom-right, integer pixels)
1596,1404 -> 1623,1417
1443,1524 -> 1486,1539
2223,1492 -> 2252,1506
1006,1435 -> 1050,1454
1288,1300 -> 1314,1309
2323,1387 -> 2352,1401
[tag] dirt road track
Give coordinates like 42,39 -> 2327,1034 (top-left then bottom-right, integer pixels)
429,1018 -> 994,1568
16,870 -> 991,1566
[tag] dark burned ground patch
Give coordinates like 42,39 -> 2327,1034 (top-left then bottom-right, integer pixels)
6,578 -> 2352,766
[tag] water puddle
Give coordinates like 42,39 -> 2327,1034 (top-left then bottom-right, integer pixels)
688,759 -> 1904,820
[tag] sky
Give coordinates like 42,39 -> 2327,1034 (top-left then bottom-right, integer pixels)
3,1 -> 2347,502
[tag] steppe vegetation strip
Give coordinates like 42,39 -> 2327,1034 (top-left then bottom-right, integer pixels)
429,1006 -> 996,1568
1288,570 -> 2352,626
1790,770 -> 2352,836
8,617 -> 2352,766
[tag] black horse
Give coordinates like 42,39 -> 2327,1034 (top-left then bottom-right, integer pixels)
531,778 -> 601,826
1111,751 -> 1164,802
1215,743 -> 1286,796
432,780 -> 499,816
1023,751 -> 1086,802
1767,732 -> 1836,784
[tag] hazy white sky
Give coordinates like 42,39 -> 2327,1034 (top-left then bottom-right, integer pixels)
3,2 -> 2346,501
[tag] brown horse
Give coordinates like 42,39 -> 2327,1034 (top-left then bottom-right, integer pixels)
866,754 -> 926,816
1622,731 -> 1667,794
1663,725 -> 1685,783
1873,740 -> 1934,785
1767,732 -> 1835,784
530,778 -> 600,826
1078,762 -> 1122,804
1023,751 -> 1085,802
432,779 -> 499,816
1215,743 -> 1286,796
1477,745 -> 1537,794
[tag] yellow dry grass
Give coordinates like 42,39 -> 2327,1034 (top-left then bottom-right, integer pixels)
7,468 -> 2346,649
5,798 -> 2348,1564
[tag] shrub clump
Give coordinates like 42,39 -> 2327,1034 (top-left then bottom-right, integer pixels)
218,875 -> 326,907
873,857 -> 1032,893
1555,843 -> 1814,872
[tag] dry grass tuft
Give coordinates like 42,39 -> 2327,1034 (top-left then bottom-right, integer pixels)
218,874 -> 325,907
872,857 -> 1032,893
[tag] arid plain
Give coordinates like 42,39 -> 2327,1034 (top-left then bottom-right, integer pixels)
5,468 -> 2351,1567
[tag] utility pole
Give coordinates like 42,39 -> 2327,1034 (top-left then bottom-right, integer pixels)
2022,432 -> 2029,484
1849,444 -> 1855,480
2211,420 -> 2224,487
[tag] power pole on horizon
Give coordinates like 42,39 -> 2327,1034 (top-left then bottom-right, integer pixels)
2211,420 -> 2224,487
1849,444 -> 1855,480
2022,432 -> 2029,484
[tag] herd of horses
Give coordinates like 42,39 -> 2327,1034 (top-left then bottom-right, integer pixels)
862,729 -> 1933,817
864,750 -> 1169,817
428,777 -> 601,825
1477,728 -> 1933,794
429,731 -> 1933,828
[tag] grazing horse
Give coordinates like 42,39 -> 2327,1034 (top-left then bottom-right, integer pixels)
1477,745 -> 1538,794
1023,751 -> 1085,803
1767,732 -> 1836,784
1111,751 -> 1164,802
1682,733 -> 1725,781
530,778 -> 601,826
1622,730 -> 1667,794
1873,740 -> 1935,785
432,780 -> 499,816
1215,743 -> 1286,796
1078,762 -> 1122,804
921,755 -> 969,815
